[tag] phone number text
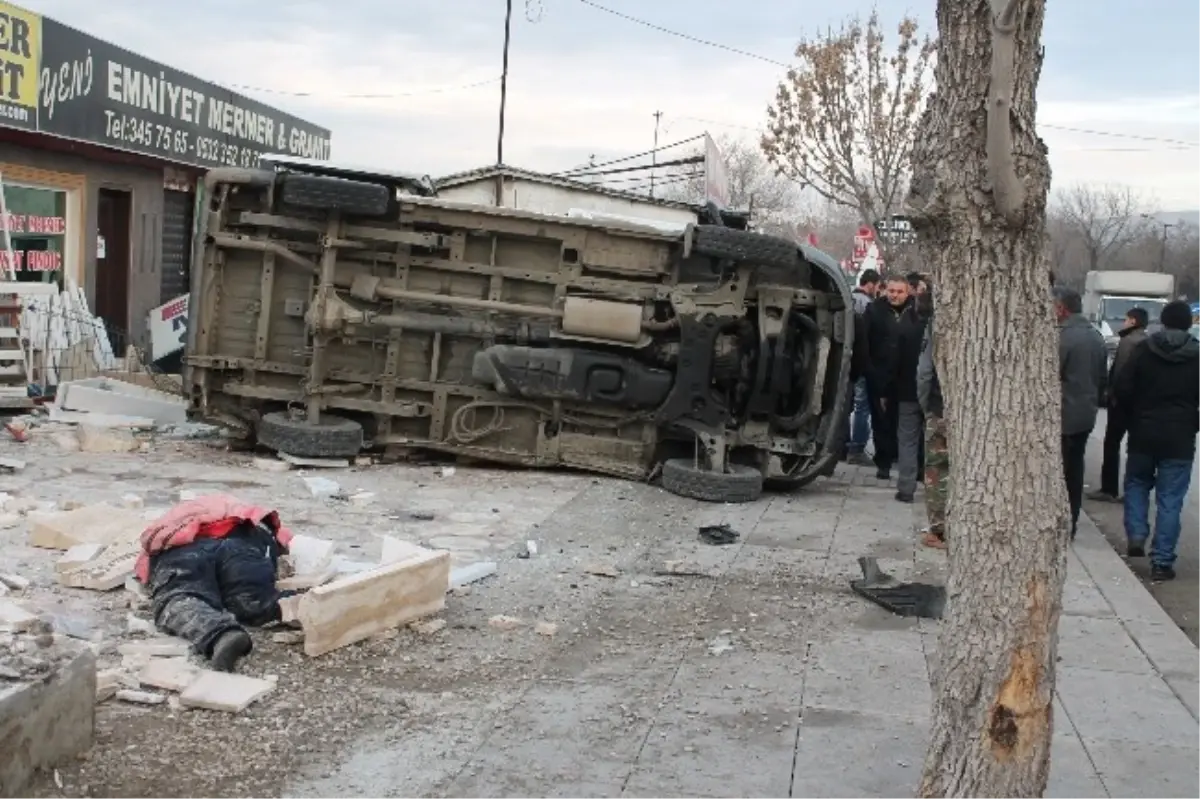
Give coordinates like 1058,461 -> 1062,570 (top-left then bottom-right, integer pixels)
103,110 -> 263,168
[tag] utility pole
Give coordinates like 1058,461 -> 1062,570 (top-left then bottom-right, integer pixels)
1158,221 -> 1175,272
649,110 -> 663,198
496,0 -> 514,167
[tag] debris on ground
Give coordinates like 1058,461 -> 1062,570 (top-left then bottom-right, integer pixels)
488,615 -> 524,631
534,621 -> 559,637
655,559 -> 712,577
410,618 -> 447,635
517,539 -> 538,559
115,689 -> 167,706
707,631 -> 735,655
849,556 -> 946,619
449,561 -> 497,590
278,452 -> 349,469
698,523 -> 740,546
302,476 -> 341,498
583,563 -> 620,578
179,670 -> 275,713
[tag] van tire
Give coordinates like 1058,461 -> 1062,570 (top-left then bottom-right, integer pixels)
661,458 -> 763,503
257,411 -> 364,458
278,173 -> 393,217
687,225 -> 800,271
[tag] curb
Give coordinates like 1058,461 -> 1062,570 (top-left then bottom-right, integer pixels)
1072,509 -> 1199,719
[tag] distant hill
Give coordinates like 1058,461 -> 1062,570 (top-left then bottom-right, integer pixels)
1152,210 -> 1199,228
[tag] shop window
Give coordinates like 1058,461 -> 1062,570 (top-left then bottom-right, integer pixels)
0,184 -> 67,285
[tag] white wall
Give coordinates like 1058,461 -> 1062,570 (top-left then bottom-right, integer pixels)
438,177 -> 698,227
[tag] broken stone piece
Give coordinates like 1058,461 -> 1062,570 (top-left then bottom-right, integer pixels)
117,638 -> 190,659
488,615 -> 524,631
253,457 -> 293,473
138,657 -> 201,692
0,599 -> 39,632
179,671 -> 274,713
96,669 -> 122,703
583,563 -> 620,578
270,630 -> 305,645
535,621 -> 559,637
116,689 -> 167,706
0,573 -> 29,591
77,425 -> 138,453
410,618 -> 447,635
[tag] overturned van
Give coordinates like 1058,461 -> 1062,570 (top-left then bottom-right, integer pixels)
185,161 -> 854,503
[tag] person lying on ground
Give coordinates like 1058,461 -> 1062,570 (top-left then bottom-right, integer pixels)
135,495 -> 295,672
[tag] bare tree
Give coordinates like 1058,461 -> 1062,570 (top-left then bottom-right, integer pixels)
761,10 -> 935,233
660,135 -> 802,236
906,0 -> 1063,795
1053,184 -> 1146,272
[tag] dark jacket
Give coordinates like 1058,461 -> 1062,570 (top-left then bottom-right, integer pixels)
851,287 -> 873,316
1108,324 -> 1147,403
1114,329 -> 1200,460
917,320 -> 943,417
863,296 -> 913,397
849,311 -> 870,383
1059,313 -> 1108,436
891,306 -> 927,403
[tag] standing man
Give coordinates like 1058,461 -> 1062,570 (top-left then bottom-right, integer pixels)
1089,307 -> 1149,502
1114,301 -> 1199,581
892,285 -> 932,504
864,275 -> 913,480
917,306 -> 947,549
845,269 -> 881,465
1054,286 -> 1108,539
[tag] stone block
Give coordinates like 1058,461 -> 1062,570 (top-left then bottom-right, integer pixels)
297,547 -> 450,657
0,644 -> 95,796
179,671 -> 273,712
29,504 -> 144,551
76,424 -> 139,453
138,657 -> 201,692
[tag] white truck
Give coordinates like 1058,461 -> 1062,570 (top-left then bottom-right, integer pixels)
1082,270 -> 1176,357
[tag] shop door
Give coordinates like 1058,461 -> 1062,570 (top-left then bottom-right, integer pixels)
96,188 -> 132,351
160,189 -> 193,304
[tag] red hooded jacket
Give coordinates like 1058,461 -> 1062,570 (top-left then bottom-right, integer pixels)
135,494 -> 293,583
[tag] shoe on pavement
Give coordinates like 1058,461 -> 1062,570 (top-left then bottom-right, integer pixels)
875,468 -> 891,480
1150,565 -> 1176,582
1126,540 -> 1146,558
894,491 -> 914,503
210,629 -> 253,672
1087,489 -> 1120,503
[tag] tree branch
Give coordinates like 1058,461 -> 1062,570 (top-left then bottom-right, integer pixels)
986,0 -> 1026,225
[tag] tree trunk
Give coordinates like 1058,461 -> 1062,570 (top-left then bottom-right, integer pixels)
906,1 -> 1066,796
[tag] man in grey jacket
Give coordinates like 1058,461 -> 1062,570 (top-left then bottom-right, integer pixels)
1054,286 -> 1108,539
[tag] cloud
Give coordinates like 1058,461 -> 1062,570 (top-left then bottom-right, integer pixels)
17,0 -> 1200,209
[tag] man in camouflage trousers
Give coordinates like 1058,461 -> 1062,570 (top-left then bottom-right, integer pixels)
916,317 -> 948,548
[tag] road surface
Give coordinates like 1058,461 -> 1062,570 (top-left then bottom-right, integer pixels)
1083,409 -> 1200,644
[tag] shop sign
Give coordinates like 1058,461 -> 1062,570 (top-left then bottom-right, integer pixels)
148,293 -> 188,360
0,2 -> 332,169
0,2 -> 39,131
1,212 -> 65,233
0,248 -> 62,271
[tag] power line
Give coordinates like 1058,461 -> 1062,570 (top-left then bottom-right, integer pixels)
224,76 -> 501,100
573,5 -> 1200,150
570,155 -> 704,178
556,135 -> 704,177
576,0 -> 788,68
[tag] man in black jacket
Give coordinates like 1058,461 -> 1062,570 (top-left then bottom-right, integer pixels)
863,275 -> 913,479
1114,300 -> 1200,581
892,288 -> 931,503
1090,307 -> 1149,502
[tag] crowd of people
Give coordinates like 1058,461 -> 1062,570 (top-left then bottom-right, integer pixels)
841,270 -> 1199,578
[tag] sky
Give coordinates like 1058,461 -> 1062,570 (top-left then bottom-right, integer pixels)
20,0 -> 1200,210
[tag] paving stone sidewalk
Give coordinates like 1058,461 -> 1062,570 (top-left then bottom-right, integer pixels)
290,463 -> 1199,798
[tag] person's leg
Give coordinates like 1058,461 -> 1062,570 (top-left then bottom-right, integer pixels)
895,401 -> 922,500
873,391 -> 902,475
148,540 -> 243,659
849,377 -> 871,458
1062,431 -> 1089,538
1149,457 -> 1195,579
1093,411 -> 1126,499
1122,450 -> 1154,556
868,385 -> 889,472
923,414 -> 949,548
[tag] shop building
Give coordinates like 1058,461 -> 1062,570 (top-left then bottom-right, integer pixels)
0,0 -> 331,350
